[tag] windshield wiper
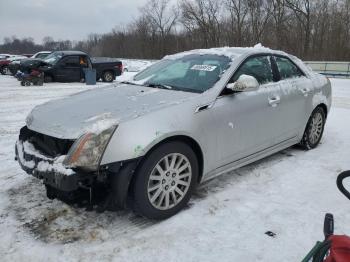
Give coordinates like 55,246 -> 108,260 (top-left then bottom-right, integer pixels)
146,83 -> 173,90
121,81 -> 143,86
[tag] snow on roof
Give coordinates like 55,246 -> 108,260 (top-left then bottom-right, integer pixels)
164,44 -> 286,60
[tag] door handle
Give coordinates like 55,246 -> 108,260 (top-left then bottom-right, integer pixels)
301,87 -> 310,96
268,96 -> 280,107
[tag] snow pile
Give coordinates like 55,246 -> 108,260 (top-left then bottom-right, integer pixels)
22,140 -> 50,160
16,140 -> 74,176
165,45 -> 275,61
36,156 -> 74,176
16,141 -> 35,169
164,46 -> 241,60
121,59 -> 154,72
233,74 -> 259,91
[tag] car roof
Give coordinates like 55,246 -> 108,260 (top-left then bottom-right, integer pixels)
164,45 -> 289,60
52,50 -> 88,56
35,51 -> 52,54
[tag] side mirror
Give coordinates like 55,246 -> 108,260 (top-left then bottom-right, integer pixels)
227,74 -> 259,92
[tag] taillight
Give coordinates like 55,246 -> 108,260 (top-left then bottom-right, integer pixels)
115,64 -> 123,72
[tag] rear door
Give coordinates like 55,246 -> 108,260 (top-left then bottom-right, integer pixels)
213,55 -> 284,167
55,56 -> 81,82
273,56 -> 312,137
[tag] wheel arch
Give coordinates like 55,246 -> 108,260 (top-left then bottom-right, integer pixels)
317,103 -> 328,118
132,135 -> 204,186
44,72 -> 54,82
125,134 -> 204,208
102,69 -> 115,80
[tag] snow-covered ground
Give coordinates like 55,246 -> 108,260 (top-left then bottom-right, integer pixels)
120,59 -> 154,72
0,75 -> 349,261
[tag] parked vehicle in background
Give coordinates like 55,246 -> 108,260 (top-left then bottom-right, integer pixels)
31,51 -> 52,59
0,54 -> 13,60
22,54 -> 34,58
39,51 -> 122,82
8,51 -> 53,75
0,55 -> 27,75
15,46 -> 331,219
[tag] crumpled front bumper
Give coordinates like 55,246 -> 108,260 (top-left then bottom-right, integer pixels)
15,140 -> 96,192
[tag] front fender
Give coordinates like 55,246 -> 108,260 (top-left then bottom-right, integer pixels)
100,104 -> 205,165
311,75 -> 332,114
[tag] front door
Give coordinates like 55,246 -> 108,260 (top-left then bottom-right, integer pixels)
56,56 -> 81,82
213,55 -> 284,167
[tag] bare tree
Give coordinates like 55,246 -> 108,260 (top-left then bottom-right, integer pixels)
271,0 -> 288,49
246,0 -> 273,44
180,0 -> 223,47
286,0 -> 313,58
140,0 -> 178,56
225,0 -> 248,46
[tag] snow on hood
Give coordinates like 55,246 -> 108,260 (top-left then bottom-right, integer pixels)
26,83 -> 199,139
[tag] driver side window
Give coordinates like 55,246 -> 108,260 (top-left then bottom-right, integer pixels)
61,56 -> 80,68
230,56 -> 273,85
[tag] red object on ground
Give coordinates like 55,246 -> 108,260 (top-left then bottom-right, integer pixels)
325,235 -> 350,262
0,60 -> 10,66
30,70 -> 41,76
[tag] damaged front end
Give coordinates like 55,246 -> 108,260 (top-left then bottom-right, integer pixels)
15,126 -> 139,211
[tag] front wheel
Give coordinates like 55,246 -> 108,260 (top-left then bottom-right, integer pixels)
1,66 -> 10,75
299,107 -> 326,150
44,75 -> 53,83
133,141 -> 198,219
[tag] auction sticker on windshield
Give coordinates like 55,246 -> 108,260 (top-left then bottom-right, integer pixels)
190,65 -> 217,71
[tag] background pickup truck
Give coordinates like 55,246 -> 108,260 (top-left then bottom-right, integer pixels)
34,51 -> 123,83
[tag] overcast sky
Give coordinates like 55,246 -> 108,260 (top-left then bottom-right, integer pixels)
0,0 -> 149,44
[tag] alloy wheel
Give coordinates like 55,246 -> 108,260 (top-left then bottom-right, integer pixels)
309,112 -> 323,144
147,153 -> 192,210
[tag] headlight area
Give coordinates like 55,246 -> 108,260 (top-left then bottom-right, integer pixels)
63,125 -> 117,171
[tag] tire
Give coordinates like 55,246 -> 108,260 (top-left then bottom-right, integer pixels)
20,81 -> 25,86
44,75 -> 53,83
133,141 -> 198,219
1,66 -> 10,75
124,68 -> 128,72
24,80 -> 31,86
102,71 -> 114,82
299,107 -> 326,150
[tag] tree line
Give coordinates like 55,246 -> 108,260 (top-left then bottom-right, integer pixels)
1,0 -> 349,61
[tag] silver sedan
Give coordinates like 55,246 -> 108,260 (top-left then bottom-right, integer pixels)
16,47 -> 331,219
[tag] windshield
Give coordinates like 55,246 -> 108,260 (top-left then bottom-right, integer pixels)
133,54 -> 231,93
43,52 -> 63,65
35,53 -> 50,59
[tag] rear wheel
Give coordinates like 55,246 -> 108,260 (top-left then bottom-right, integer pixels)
102,71 -> 114,82
133,141 -> 198,219
299,107 -> 326,150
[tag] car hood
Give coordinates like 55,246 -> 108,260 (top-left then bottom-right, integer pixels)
27,83 -> 199,139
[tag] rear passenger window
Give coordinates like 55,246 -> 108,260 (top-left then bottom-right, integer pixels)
275,56 -> 304,79
231,56 -> 273,84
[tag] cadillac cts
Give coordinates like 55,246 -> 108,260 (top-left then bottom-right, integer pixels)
15,47 -> 332,219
